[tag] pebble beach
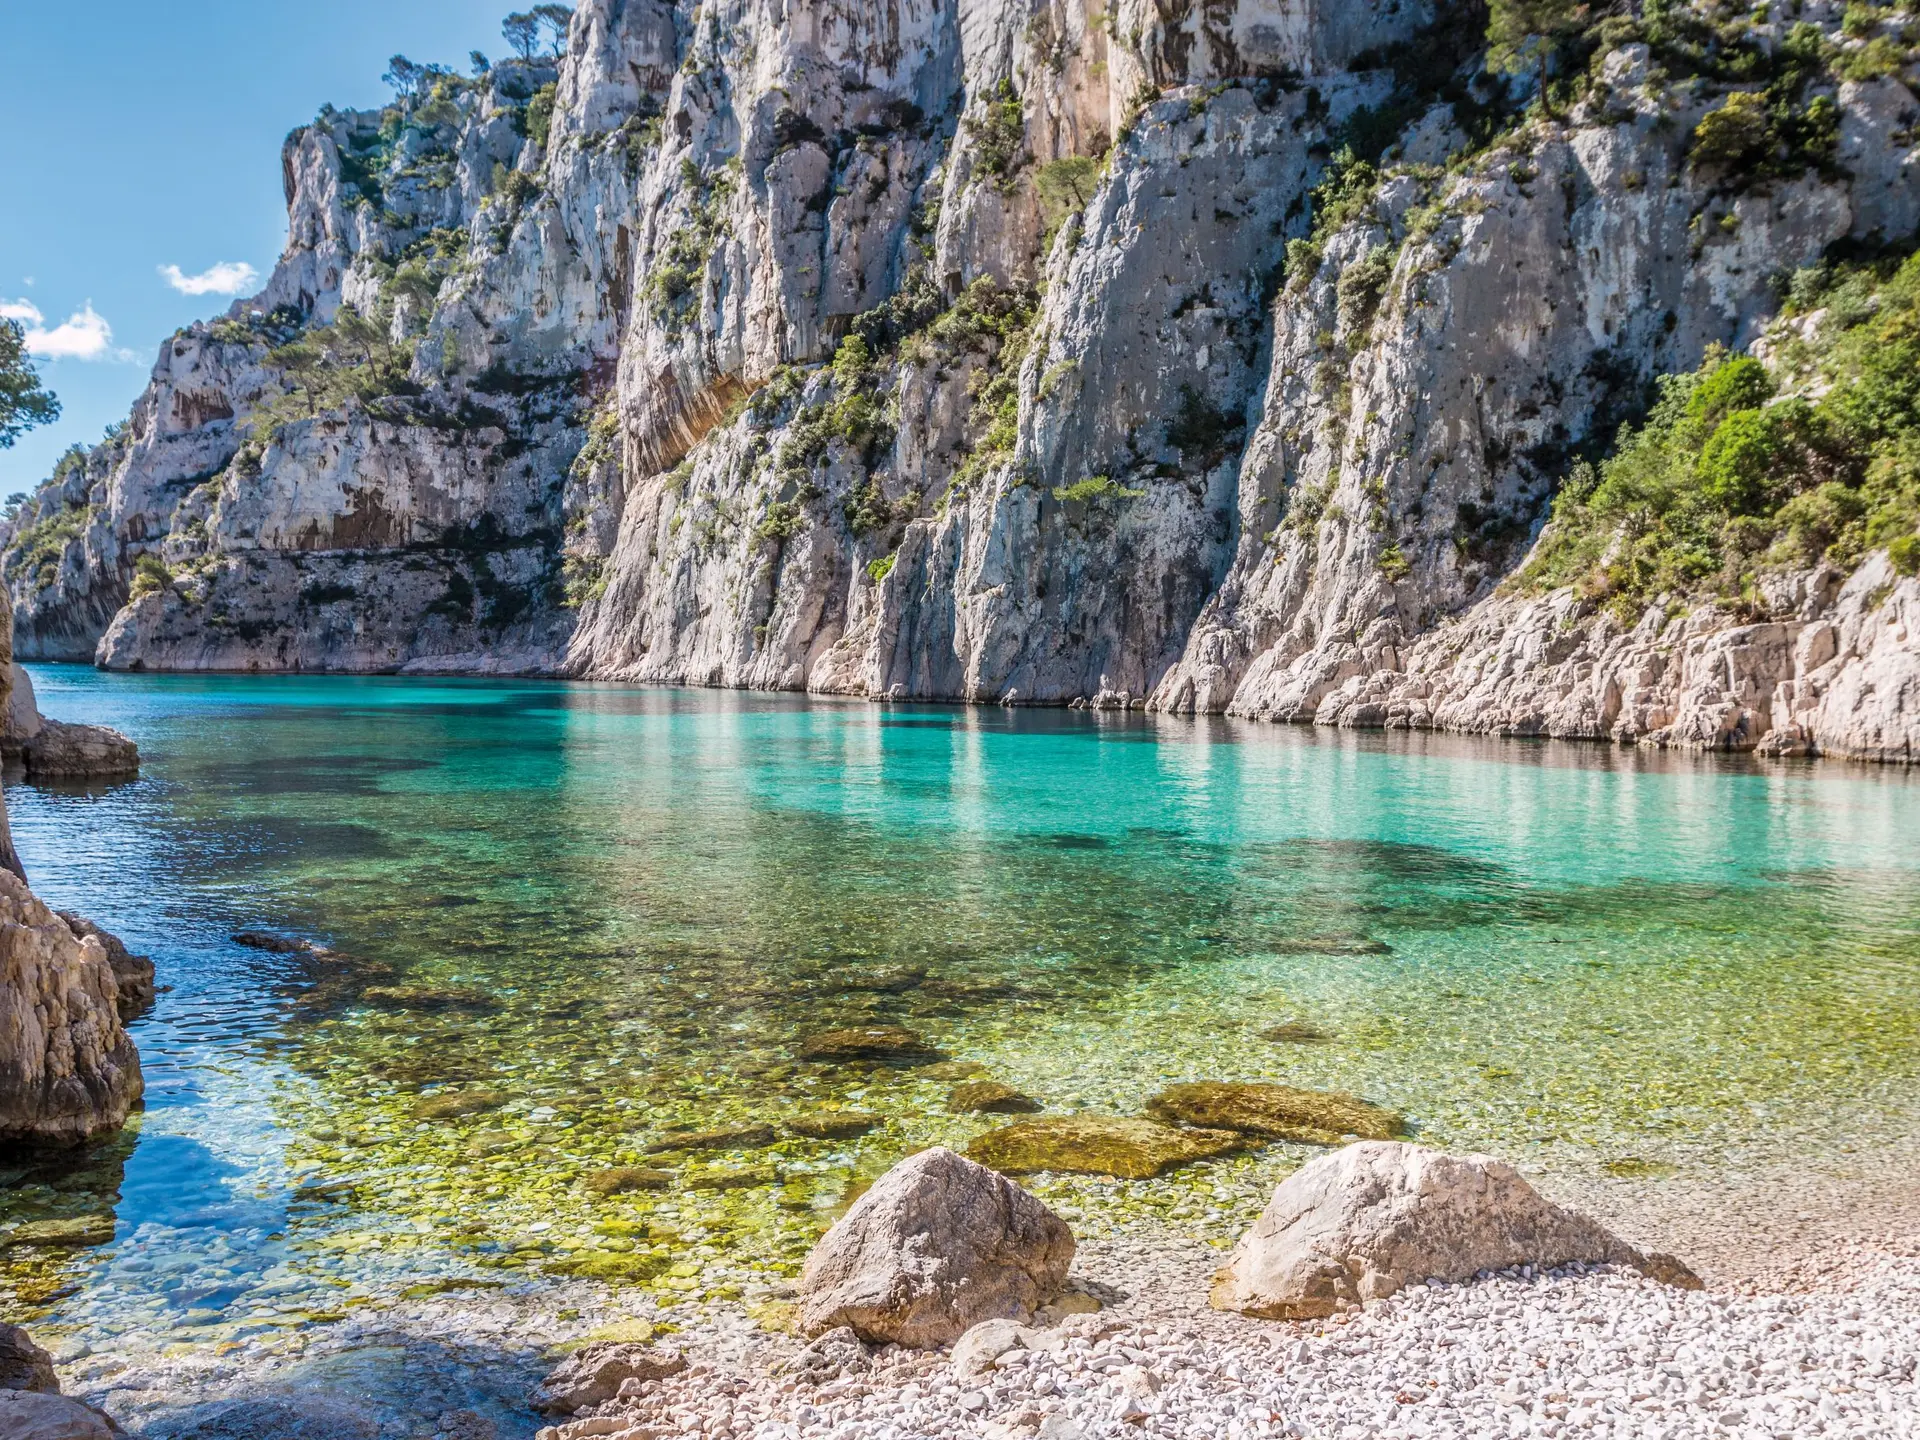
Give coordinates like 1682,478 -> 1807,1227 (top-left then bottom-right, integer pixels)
53,1152 -> 1919,1440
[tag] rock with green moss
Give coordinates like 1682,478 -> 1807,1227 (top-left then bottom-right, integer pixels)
582,1167 -> 674,1195
795,1026 -> 943,1064
967,1116 -> 1250,1179
685,1162 -> 780,1190
1260,1021 -> 1333,1044
413,1088 -> 508,1121
947,1080 -> 1041,1115
1146,1082 -> 1404,1145
787,1111 -> 881,1139
362,984 -> 500,1013
643,1123 -> 777,1153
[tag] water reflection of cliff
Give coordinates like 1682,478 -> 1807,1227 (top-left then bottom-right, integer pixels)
0,1121 -> 139,1311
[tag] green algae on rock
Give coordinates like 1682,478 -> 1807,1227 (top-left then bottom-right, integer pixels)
967,1116 -> 1251,1179
362,985 -> 500,1013
412,1088 -> 509,1121
795,1026 -> 944,1064
686,1163 -> 781,1190
582,1168 -> 675,1195
0,1216 -> 116,1251
948,1081 -> 1042,1115
1146,1082 -> 1404,1145
1260,1022 -> 1333,1044
644,1124 -> 778,1154
786,1112 -> 881,1140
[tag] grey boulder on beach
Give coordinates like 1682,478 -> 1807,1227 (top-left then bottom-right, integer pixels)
798,1146 -> 1075,1346
1212,1141 -> 1700,1319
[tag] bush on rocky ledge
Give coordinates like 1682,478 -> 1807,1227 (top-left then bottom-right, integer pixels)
1518,246 -> 1920,619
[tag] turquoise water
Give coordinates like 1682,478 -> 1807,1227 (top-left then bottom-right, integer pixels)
2,667 -> 1919,1407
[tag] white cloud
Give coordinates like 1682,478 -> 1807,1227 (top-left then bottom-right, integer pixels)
0,299 -> 44,326
160,261 -> 260,297
21,303 -> 135,363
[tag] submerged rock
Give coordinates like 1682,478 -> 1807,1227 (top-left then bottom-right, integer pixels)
1268,935 -> 1392,956
685,1162 -> 780,1190
0,870 -> 143,1145
144,1397 -> 377,1438
55,914 -> 153,1020
582,1166 -> 674,1195
796,1026 -> 944,1064
230,932 -> 320,954
967,1116 -> 1250,1179
1260,1021 -> 1333,1044
361,984 -> 499,1013
948,1080 -> 1043,1115
0,1322 -> 59,1393
1211,1141 -> 1701,1319
787,1111 -> 881,1140
530,1342 -> 688,1414
644,1122 -> 778,1153
412,1088 -> 508,1121
798,1146 -> 1074,1346
1146,1082 -> 1404,1145
1,1215 -> 117,1250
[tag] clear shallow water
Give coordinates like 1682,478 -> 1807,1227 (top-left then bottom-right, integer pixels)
3,667 -> 1919,1372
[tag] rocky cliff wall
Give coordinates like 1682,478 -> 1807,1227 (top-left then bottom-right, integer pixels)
4,0 -> 1917,760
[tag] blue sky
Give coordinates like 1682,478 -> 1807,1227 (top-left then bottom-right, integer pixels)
1,1 -> 517,494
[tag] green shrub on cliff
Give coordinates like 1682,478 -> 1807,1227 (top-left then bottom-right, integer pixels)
1518,250 -> 1920,618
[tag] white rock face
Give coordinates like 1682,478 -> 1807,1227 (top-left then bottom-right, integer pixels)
798,1146 -> 1075,1346
4,0 -> 1917,762
1211,1141 -> 1697,1320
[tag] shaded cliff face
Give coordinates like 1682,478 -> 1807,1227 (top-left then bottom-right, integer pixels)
4,0 -> 1917,757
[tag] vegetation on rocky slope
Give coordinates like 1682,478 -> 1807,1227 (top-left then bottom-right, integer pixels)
1519,249 -> 1920,618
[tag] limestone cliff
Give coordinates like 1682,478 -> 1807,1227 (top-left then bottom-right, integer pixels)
5,0 -> 1918,760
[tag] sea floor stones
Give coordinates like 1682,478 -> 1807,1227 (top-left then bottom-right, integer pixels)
966,1116 -> 1250,1179
798,1147 -> 1074,1346
1146,1082 -> 1404,1145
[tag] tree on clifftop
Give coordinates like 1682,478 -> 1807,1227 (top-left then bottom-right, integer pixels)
0,319 -> 60,449
502,12 -> 540,60
533,4 -> 574,57
1487,0 -> 1585,108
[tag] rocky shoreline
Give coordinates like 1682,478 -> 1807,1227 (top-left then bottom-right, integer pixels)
1,1141 -> 1909,1439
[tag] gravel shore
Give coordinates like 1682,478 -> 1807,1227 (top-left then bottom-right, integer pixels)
59,1158 -> 1920,1439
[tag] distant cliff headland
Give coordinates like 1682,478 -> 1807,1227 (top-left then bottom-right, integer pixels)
5,0 -> 1917,759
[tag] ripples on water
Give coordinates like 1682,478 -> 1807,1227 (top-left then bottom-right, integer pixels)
1,668 -> 1918,1375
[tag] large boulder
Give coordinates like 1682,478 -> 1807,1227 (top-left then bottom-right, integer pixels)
1212,1142 -> 1700,1319
0,1321 -> 60,1392
19,722 -> 140,781
0,1391 -> 122,1438
0,670 -> 138,780
56,914 -> 153,1020
0,870 -> 144,1144
798,1146 -> 1075,1346
529,1343 -> 687,1414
